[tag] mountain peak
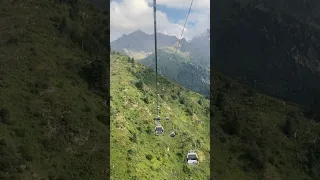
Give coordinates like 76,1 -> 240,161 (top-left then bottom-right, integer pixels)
130,29 -> 146,35
200,29 -> 210,37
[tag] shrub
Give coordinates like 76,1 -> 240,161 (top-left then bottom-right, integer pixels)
282,119 -> 294,137
185,107 -> 193,116
0,139 -> 6,146
129,133 -> 137,143
6,35 -> 18,44
85,56 -> 108,92
127,149 -> 136,155
96,113 -> 108,125
146,127 -> 152,135
142,96 -> 149,104
179,97 -> 185,104
171,94 -> 177,100
183,165 -> 191,173
160,94 -> 164,100
146,154 -> 153,160
18,145 -> 33,161
0,108 -> 10,124
134,80 -> 144,90
243,146 -> 267,170
220,137 -> 227,143
222,112 -> 241,136
215,93 -> 225,111
14,128 -> 26,138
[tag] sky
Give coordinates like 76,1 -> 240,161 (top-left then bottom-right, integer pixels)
110,0 -> 210,42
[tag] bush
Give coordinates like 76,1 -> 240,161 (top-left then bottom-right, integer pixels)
14,128 -> 26,138
69,21 -> 83,44
0,139 -> 6,147
219,137 -> 227,143
18,145 -> 33,161
160,94 -> 165,100
32,77 -> 50,94
6,36 -> 18,45
179,97 -> 185,104
0,108 -> 10,124
127,149 -> 136,155
83,31 -> 101,55
135,80 -> 144,90
142,96 -> 149,104
59,16 -> 74,35
88,56 -> 108,92
221,111 -> 241,136
287,110 -> 298,119
215,93 -> 225,111
129,133 -> 137,143
146,154 -> 153,160
146,127 -> 152,135
171,94 -> 177,100
282,119 -> 295,137
185,107 -> 193,116
183,165 -> 191,173
96,113 -> 108,125
243,146 -> 267,170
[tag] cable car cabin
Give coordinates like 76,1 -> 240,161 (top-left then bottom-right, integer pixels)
165,117 -> 169,121
170,131 -> 175,137
186,151 -> 199,165
155,125 -> 164,135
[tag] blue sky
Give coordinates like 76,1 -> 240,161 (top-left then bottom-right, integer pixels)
149,3 -> 199,31
110,0 -> 210,42
153,4 -> 187,23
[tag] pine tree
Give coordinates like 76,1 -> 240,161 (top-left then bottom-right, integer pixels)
131,57 -> 135,67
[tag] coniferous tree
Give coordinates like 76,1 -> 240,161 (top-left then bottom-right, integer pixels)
131,57 -> 135,67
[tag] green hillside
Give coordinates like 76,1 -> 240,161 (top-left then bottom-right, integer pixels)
139,48 -> 210,96
0,0 -> 109,179
211,71 -> 320,180
110,53 -> 210,179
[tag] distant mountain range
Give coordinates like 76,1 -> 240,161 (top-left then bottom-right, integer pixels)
111,30 -> 186,54
111,29 -> 210,69
110,29 -> 210,96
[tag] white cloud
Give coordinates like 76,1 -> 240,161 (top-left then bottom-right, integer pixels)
145,0 -> 210,10
110,0 -> 210,42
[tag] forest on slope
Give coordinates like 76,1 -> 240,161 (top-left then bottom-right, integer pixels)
0,0 -> 110,179
211,71 -> 320,180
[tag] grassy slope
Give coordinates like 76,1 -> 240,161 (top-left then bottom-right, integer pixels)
0,0 -> 109,179
110,53 -> 210,179
211,72 -> 320,180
